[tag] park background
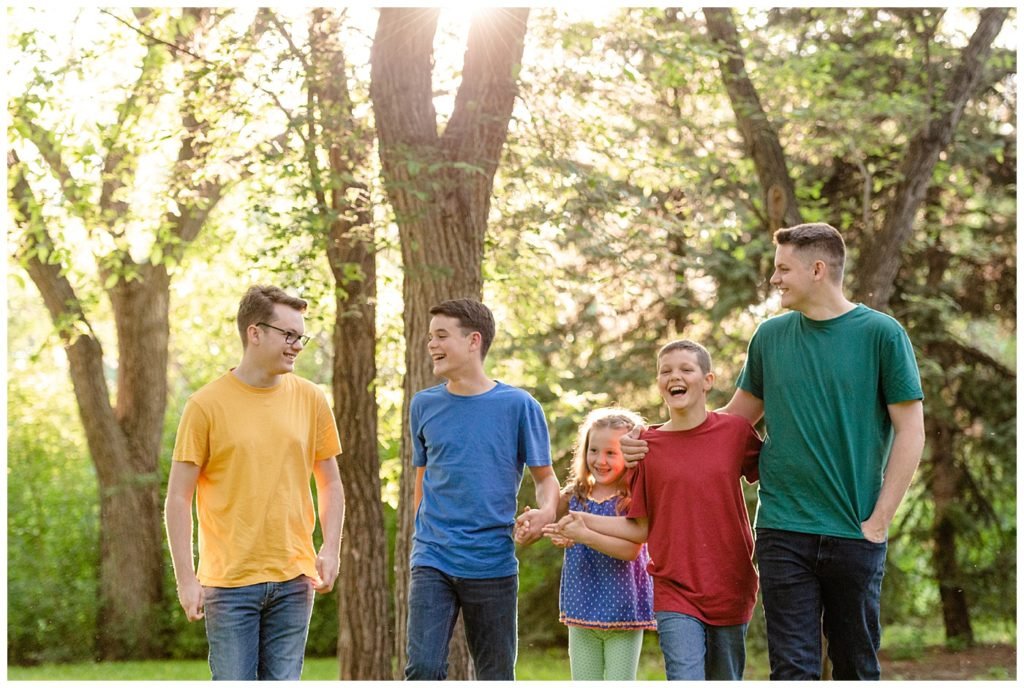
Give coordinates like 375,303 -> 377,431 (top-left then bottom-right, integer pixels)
6,5 -> 1017,681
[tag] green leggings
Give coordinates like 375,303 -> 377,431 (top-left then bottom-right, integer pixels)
567,625 -> 645,680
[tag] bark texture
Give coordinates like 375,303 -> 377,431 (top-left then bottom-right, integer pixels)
855,8 -> 1009,309
303,8 -> 393,679
703,7 -> 803,231
925,415 -> 975,644
370,7 -> 530,678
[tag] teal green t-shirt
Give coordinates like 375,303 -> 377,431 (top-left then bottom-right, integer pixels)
736,304 -> 923,539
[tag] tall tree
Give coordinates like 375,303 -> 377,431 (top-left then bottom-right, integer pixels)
301,9 -> 393,679
370,7 -> 530,677
8,8 -> 264,658
854,8 -> 1009,309
247,8 -> 392,676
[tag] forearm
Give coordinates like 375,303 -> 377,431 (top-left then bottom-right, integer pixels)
580,512 -> 648,543
165,495 -> 198,584
314,460 -> 345,553
533,473 -> 560,520
868,431 -> 925,528
718,388 -> 764,425
318,481 -> 345,552
574,528 -> 643,561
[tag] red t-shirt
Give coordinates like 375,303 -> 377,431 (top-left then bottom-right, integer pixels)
627,411 -> 762,625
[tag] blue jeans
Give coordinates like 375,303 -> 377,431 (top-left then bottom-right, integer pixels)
755,528 -> 887,680
405,566 -> 518,680
655,611 -> 748,680
203,575 -> 315,680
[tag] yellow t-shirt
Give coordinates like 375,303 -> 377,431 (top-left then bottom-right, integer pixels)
172,371 -> 342,587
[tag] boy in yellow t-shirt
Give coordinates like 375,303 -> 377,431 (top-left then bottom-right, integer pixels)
165,285 -> 344,681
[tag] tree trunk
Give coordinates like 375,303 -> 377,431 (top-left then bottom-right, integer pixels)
331,232 -> 391,679
703,7 -> 803,231
370,7 -> 529,678
297,8 -> 394,678
926,415 -> 975,646
855,8 -> 1009,309
11,155 -> 167,659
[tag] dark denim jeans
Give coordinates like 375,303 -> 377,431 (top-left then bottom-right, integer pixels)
655,611 -> 748,680
755,528 -> 887,680
203,575 -> 314,681
405,566 -> 518,680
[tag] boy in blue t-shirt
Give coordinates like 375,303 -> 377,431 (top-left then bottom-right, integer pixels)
405,298 -> 559,680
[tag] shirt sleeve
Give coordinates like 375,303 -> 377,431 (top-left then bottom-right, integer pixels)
314,387 -> 342,461
172,397 -> 210,467
881,327 -> 924,404
519,395 -> 552,467
626,461 -> 649,519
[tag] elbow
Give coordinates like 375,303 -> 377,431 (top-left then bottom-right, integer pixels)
625,530 -> 648,545
611,545 -> 643,562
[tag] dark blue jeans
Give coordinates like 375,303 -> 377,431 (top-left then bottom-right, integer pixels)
405,566 -> 518,680
755,528 -> 887,680
203,575 -> 315,680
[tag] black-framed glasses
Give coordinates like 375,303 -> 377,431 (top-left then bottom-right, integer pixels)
257,322 -> 310,346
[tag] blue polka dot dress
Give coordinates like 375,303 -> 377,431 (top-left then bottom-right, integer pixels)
559,495 -> 657,630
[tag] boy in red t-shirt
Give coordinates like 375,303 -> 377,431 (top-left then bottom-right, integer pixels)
544,339 -> 761,680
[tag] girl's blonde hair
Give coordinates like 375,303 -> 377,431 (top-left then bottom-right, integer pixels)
565,407 -> 645,513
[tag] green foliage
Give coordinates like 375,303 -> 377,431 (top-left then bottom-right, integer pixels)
7,381 -> 99,664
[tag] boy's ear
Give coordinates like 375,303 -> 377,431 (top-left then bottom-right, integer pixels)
703,371 -> 715,391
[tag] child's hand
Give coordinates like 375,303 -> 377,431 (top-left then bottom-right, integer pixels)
514,505 -> 552,546
541,521 -> 574,548
553,511 -> 590,542
545,532 -> 574,549
620,425 -> 649,468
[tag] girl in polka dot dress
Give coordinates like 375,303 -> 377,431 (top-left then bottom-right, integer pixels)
544,408 -> 656,680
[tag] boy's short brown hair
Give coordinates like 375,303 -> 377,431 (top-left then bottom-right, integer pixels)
237,285 -> 307,348
657,339 -> 712,375
774,222 -> 846,282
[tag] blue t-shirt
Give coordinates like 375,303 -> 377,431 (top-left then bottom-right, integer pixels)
410,381 -> 552,578
559,495 -> 656,631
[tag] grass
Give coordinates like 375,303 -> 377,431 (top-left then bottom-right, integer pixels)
7,637 -> 772,681
9,624 -> 1013,681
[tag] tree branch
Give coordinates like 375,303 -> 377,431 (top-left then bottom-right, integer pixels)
12,115 -> 94,223
702,7 -> 802,231
99,8 -> 207,63
9,151 -> 126,475
855,8 -> 1010,309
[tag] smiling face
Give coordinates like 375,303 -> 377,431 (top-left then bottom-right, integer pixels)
252,303 -> 306,375
771,243 -> 820,312
427,314 -> 481,380
657,348 -> 713,416
585,426 -> 628,489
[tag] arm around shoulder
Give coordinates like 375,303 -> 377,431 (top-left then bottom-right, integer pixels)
719,388 -> 764,425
